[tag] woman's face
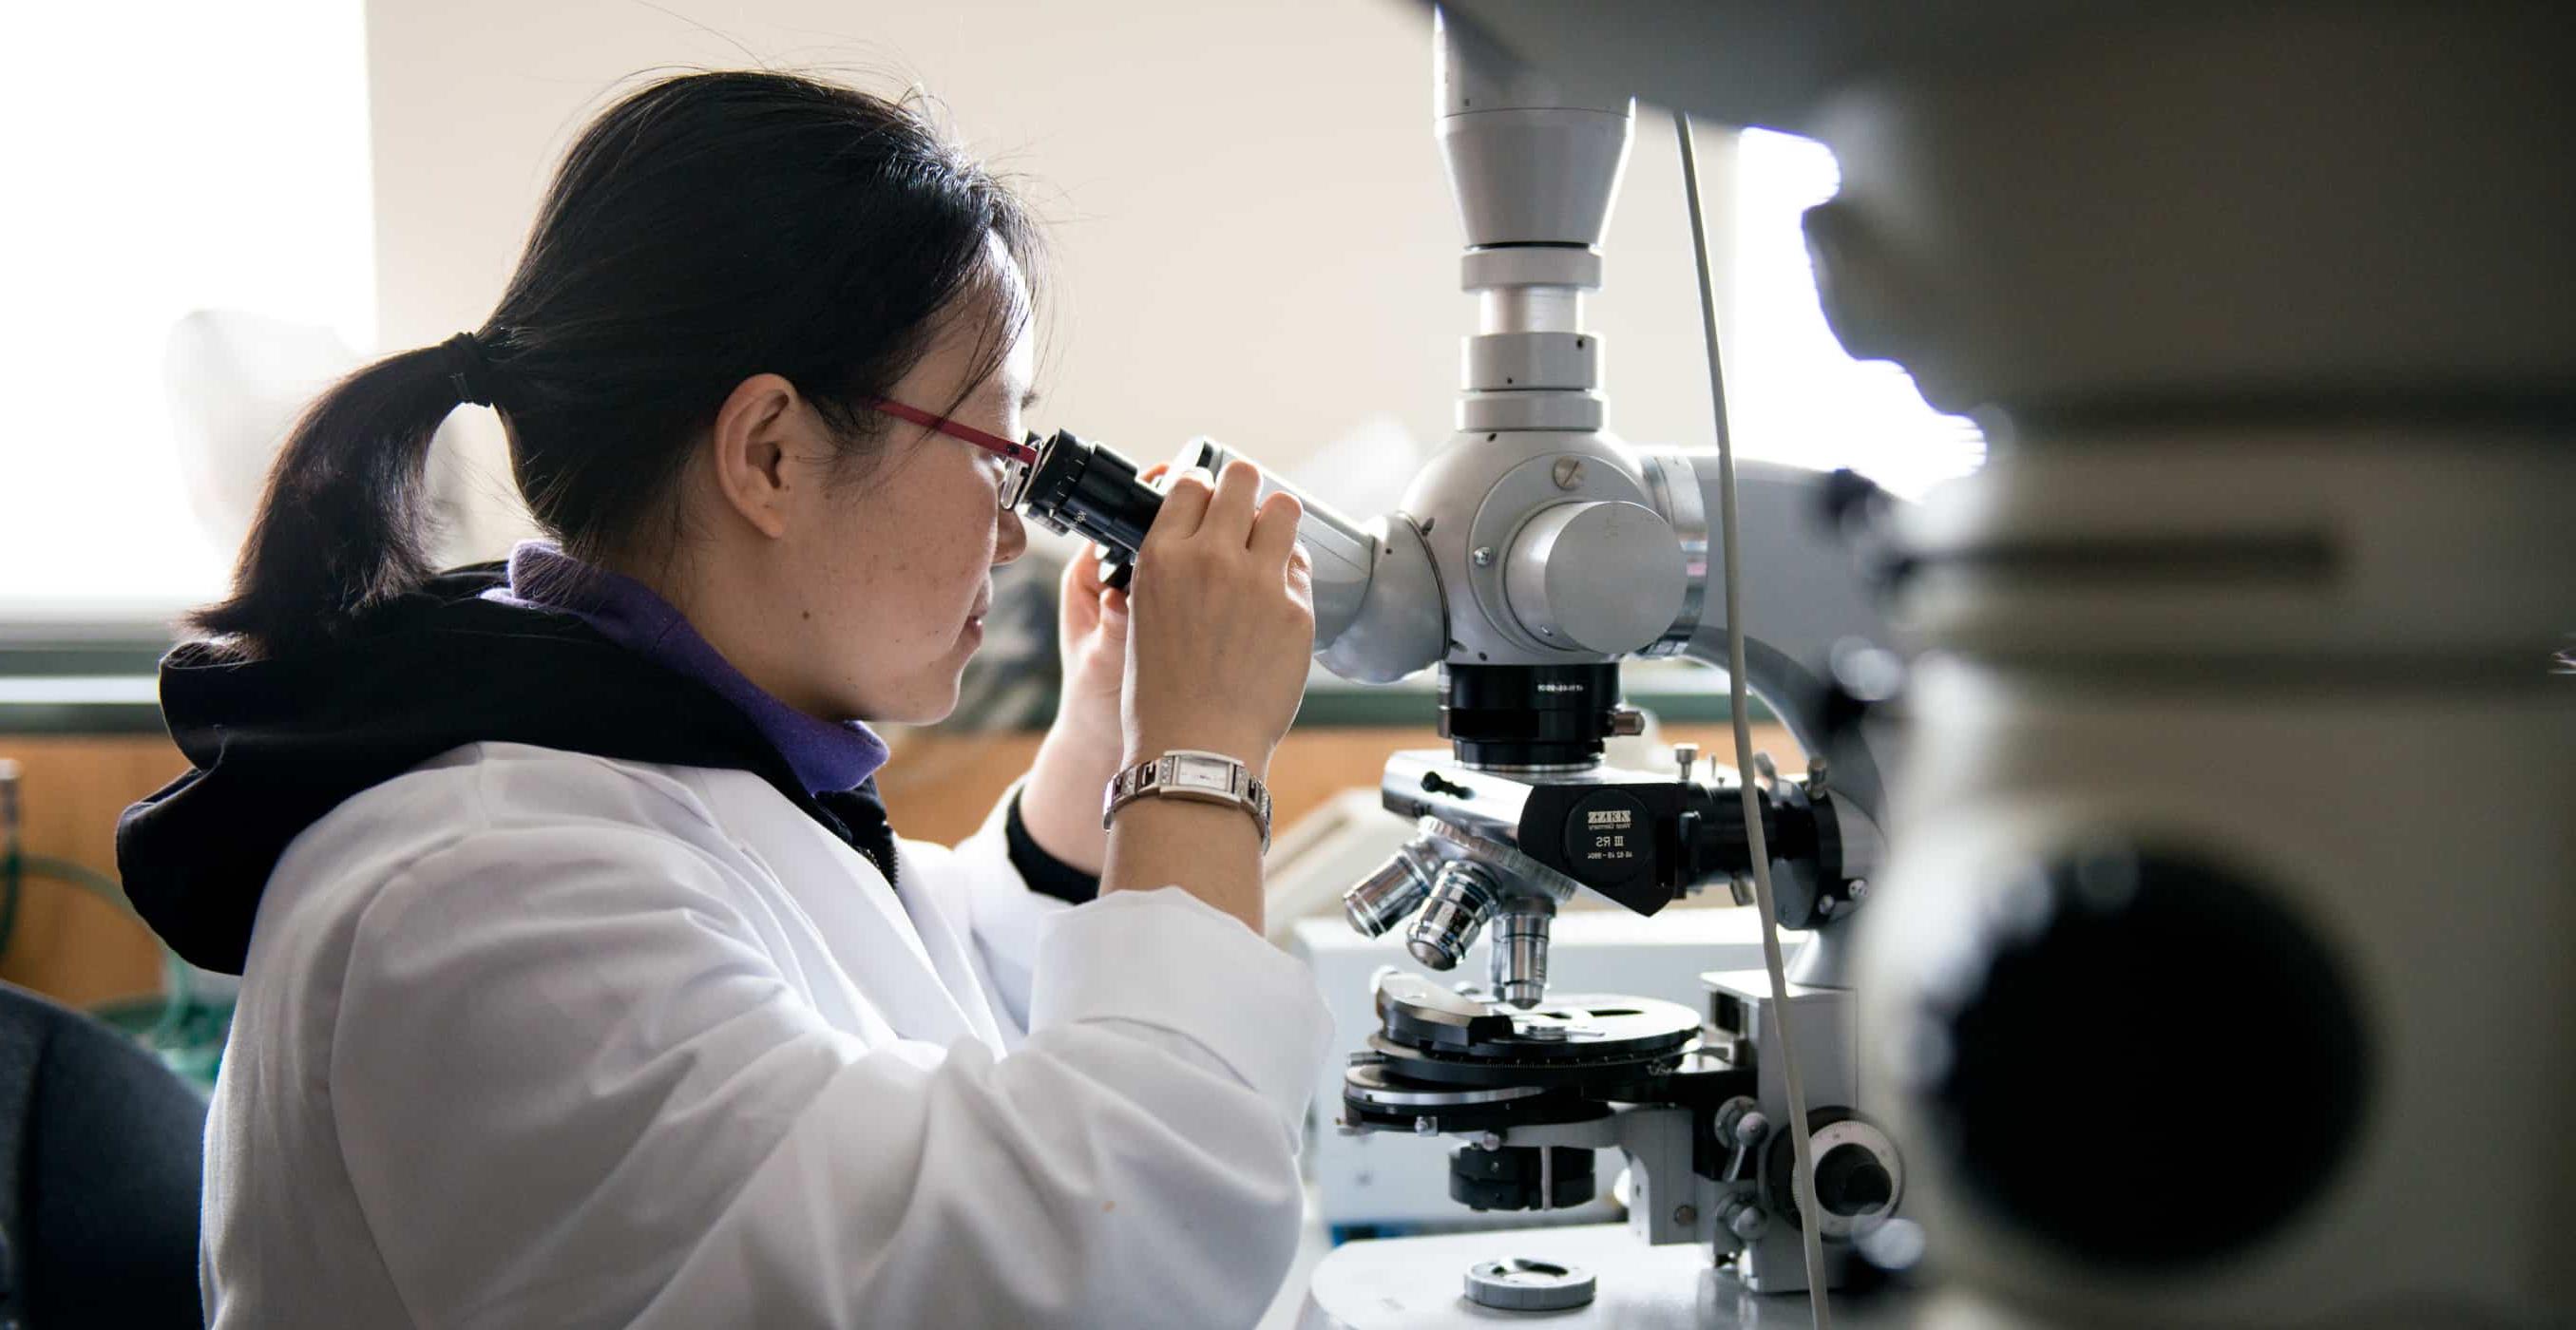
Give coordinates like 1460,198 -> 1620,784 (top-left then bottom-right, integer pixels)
697,257 -> 1034,727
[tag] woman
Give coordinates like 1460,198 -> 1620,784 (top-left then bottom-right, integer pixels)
116,71 -> 1327,1328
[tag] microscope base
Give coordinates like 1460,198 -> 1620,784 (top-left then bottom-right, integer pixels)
1299,1224 -> 1924,1330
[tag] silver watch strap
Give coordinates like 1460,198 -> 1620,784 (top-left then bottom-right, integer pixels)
1101,750 -> 1272,852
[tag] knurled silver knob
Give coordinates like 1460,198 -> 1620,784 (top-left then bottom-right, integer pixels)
1464,1258 -> 1596,1312
1723,1197 -> 1770,1242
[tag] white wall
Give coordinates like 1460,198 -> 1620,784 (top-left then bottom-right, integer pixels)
363,0 -> 1744,551
0,0 -> 374,615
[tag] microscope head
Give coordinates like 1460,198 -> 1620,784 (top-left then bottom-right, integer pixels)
1435,6 -> 1631,256
1432,4 -> 1632,428
1314,10 -> 1898,1018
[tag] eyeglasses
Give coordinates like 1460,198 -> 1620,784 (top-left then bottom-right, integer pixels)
863,397 -> 1040,510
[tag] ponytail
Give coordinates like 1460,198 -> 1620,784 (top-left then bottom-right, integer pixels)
187,339 -> 478,657
190,70 -> 1041,660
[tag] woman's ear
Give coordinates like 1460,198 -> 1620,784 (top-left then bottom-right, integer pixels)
705,372 -> 804,541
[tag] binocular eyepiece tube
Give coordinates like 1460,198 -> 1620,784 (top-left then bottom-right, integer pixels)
1014,429 -> 1380,645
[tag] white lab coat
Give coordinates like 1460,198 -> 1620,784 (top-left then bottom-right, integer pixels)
200,740 -> 1332,1329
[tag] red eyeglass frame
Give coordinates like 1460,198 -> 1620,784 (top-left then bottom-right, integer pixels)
863,397 -> 1040,466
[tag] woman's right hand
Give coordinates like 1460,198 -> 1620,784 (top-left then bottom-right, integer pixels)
1120,460 -> 1314,777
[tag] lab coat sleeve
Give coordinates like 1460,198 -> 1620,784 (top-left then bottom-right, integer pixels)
899,781 -> 1076,1031
329,822 -> 1330,1330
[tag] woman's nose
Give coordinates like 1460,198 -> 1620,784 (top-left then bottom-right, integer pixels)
993,506 -> 1028,566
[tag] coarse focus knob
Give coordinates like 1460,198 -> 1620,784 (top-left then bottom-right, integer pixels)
1503,501 -> 1685,654
1903,845 -> 2369,1270
1813,1144 -> 1894,1217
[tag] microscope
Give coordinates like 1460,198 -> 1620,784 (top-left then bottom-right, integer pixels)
1019,11 -> 1909,1316
1393,3 -> 2575,1330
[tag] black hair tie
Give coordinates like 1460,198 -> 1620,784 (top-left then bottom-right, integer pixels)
440,332 -> 497,408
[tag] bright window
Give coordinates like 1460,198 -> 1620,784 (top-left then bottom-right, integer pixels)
1727,128 -> 1984,499
0,0 -> 374,621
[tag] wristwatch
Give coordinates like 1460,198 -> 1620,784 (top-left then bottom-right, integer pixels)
1102,750 -> 1273,852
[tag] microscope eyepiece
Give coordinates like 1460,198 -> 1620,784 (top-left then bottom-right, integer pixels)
1019,429 -> 1382,657
1017,428 -> 1164,588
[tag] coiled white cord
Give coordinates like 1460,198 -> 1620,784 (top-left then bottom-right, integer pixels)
1675,111 -> 1834,1330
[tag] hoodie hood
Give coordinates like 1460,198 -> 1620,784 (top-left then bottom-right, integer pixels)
118,562 -> 898,974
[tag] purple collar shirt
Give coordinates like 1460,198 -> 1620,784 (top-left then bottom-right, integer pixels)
483,541 -> 891,796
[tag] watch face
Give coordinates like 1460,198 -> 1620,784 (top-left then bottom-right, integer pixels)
1167,757 -> 1237,795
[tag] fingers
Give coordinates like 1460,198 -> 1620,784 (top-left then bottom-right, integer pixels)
1148,466 -> 1215,546
1200,459 -> 1262,548
1065,542 -> 1105,597
1249,489 -> 1304,570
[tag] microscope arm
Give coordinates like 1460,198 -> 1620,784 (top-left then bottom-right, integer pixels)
1668,453 -> 1896,986
1667,454 -> 1893,819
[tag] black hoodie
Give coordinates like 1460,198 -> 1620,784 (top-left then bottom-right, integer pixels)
118,562 -> 1089,976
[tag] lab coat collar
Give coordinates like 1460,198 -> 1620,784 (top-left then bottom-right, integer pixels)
119,561 -> 903,974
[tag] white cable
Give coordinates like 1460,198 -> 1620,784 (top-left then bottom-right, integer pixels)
1676,111 -> 1835,1330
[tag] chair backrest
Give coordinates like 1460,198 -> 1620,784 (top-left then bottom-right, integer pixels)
0,983 -> 205,1328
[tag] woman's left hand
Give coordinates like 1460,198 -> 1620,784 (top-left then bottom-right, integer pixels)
1015,466 -> 1164,874
1048,540 -> 1131,755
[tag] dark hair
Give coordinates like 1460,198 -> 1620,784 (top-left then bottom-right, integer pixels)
193,70 -> 1042,656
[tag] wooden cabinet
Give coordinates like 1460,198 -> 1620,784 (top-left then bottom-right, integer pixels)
0,736 -> 189,1006
0,721 -> 1798,1008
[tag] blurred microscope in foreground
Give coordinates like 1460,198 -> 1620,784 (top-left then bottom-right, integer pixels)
1345,3 -> 2576,1329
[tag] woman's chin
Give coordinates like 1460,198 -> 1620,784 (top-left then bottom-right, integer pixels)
832,672 -> 964,729
904,675 -> 970,728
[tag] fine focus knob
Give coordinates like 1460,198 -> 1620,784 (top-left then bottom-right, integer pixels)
1813,1144 -> 1894,1217
1903,845 -> 2369,1270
